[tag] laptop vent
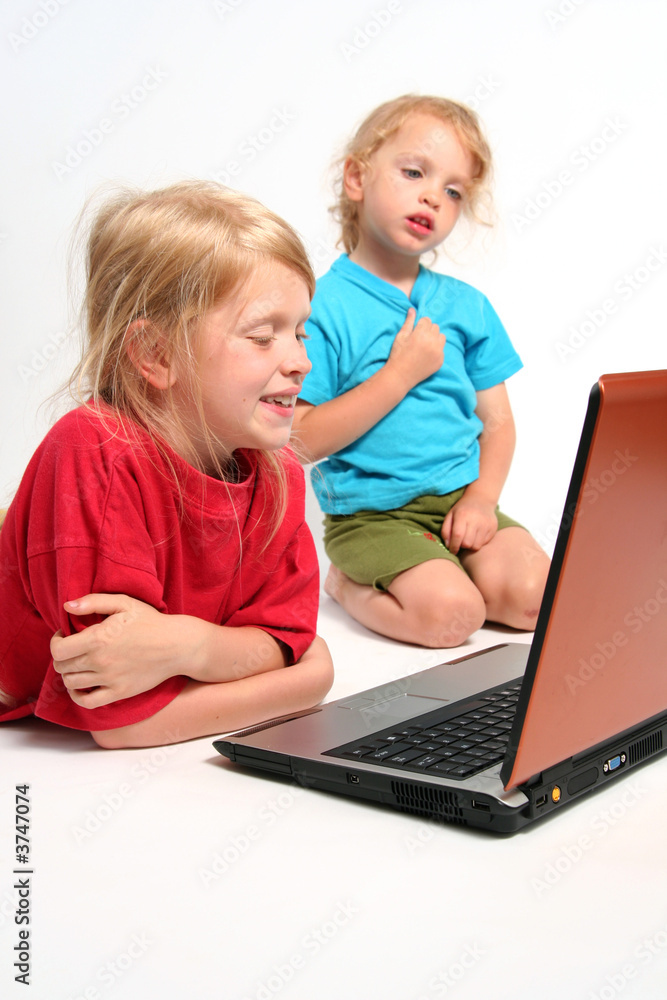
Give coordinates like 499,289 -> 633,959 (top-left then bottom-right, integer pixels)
391,781 -> 464,822
628,731 -> 663,766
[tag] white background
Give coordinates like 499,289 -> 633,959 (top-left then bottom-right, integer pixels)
1,1 -> 666,998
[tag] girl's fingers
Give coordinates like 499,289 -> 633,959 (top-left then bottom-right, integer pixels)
63,593 -> 136,617
50,626 -> 100,665
60,671 -> 101,691
68,687 -> 112,709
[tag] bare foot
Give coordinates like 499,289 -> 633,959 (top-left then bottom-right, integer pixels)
324,564 -> 349,603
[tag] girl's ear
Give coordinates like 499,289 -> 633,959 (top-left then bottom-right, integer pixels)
125,320 -> 177,390
342,156 -> 366,203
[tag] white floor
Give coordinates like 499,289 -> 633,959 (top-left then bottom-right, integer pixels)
2,584 -> 667,1000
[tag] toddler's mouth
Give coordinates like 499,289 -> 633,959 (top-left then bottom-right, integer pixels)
407,214 -> 433,233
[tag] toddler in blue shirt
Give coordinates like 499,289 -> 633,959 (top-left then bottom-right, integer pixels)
293,95 -> 550,648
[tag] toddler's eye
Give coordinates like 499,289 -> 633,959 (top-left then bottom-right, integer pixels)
251,336 -> 275,346
445,187 -> 462,201
296,331 -> 310,344
403,168 -> 422,179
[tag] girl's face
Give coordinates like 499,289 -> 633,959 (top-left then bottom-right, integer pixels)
186,261 -> 312,468
347,113 -> 475,263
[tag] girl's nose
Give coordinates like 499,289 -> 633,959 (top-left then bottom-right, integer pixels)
282,344 -> 312,377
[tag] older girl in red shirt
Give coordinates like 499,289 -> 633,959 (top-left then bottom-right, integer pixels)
0,182 -> 333,747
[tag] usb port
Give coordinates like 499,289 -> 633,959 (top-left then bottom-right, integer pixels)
471,800 -> 490,812
535,794 -> 547,808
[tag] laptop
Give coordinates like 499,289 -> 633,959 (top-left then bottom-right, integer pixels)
214,371 -> 667,834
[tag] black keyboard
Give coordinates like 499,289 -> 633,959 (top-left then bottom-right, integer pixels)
325,681 -> 521,780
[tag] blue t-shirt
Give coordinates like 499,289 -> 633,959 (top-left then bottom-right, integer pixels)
301,254 -> 522,515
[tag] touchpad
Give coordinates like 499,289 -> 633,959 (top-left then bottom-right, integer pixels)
338,693 -> 449,723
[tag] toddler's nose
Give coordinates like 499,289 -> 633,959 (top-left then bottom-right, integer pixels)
421,187 -> 440,209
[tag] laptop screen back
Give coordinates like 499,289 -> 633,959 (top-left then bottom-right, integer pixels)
504,370 -> 667,788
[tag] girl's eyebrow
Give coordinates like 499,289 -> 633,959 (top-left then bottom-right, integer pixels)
237,307 -> 311,333
237,312 -> 278,331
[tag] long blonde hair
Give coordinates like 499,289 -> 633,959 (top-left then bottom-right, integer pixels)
331,94 -> 494,254
70,180 -> 315,534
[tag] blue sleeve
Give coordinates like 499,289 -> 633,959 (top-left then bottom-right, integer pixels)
300,302 -> 342,406
464,293 -> 523,391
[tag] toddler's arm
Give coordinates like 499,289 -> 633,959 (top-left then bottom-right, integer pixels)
292,308 -> 445,463
442,382 -> 516,554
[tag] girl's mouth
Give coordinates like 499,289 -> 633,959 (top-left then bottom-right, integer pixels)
260,395 -> 295,409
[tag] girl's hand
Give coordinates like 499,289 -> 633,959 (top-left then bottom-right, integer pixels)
50,594 -> 183,709
386,308 -> 445,391
442,496 -> 498,555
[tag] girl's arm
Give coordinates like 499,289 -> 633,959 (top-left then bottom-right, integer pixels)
292,308 -> 445,463
442,382 -> 516,554
90,636 -> 334,749
50,594 -> 302,709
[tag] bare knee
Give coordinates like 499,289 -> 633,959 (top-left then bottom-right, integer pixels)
513,564 -> 550,629
412,591 -> 486,648
486,558 -> 550,632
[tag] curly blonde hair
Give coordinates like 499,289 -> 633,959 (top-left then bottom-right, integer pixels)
331,94 -> 494,254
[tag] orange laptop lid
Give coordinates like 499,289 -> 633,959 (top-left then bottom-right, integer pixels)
502,370 -> 667,788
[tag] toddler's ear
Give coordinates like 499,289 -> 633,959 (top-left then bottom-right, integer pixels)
125,320 -> 176,390
342,156 -> 365,202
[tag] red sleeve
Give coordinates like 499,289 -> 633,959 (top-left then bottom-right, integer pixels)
0,414 -> 187,732
224,452 -> 319,664
28,545 -> 187,732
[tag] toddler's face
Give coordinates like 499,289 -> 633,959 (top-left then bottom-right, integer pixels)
350,113 -> 475,261
186,261 -> 312,468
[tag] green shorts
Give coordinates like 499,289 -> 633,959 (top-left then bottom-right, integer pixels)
323,489 -> 524,592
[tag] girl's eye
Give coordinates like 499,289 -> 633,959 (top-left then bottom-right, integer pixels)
445,187 -> 462,201
403,168 -> 422,179
296,331 -> 309,344
251,336 -> 275,346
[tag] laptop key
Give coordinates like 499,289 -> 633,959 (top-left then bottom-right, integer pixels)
384,747 -> 427,765
411,754 -> 444,769
368,742 -> 412,760
343,746 -> 375,759
430,761 -> 459,775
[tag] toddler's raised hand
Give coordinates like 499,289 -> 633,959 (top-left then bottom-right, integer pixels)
386,307 -> 446,391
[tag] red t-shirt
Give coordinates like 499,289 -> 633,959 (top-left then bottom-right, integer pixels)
0,405 -> 319,731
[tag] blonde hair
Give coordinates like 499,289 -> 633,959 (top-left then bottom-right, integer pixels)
70,180 -> 315,533
332,94 -> 494,254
